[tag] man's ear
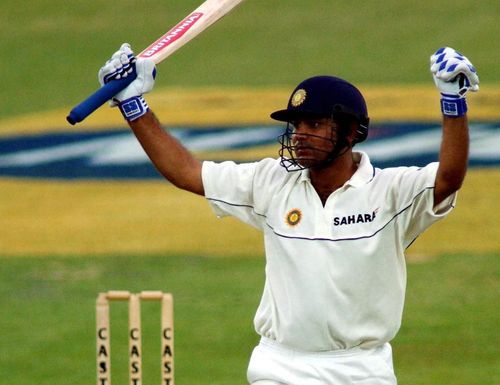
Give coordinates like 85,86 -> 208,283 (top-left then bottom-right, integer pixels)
346,121 -> 359,147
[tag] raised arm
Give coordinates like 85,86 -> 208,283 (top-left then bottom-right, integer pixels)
98,43 -> 204,195
434,115 -> 468,205
129,111 -> 204,195
429,47 -> 479,206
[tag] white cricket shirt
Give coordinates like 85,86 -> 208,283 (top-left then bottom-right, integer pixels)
202,152 -> 456,352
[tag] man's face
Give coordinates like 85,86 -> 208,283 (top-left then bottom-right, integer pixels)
289,118 -> 339,169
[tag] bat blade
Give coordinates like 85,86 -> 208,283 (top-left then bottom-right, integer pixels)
139,0 -> 246,64
66,0 -> 246,125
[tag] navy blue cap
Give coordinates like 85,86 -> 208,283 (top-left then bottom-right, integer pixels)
271,76 -> 369,143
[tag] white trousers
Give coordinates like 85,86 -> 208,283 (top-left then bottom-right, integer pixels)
247,337 -> 397,385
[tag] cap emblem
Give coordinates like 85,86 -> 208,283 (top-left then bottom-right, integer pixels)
291,89 -> 307,107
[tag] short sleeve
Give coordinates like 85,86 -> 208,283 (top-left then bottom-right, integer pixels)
392,162 -> 457,247
202,158 -> 284,229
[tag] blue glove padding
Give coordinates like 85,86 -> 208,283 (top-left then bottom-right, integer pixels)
430,47 -> 479,117
98,43 -> 157,121
100,44 -> 136,84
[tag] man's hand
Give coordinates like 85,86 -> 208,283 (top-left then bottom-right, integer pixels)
98,43 -> 157,121
430,47 -> 479,206
430,47 -> 479,117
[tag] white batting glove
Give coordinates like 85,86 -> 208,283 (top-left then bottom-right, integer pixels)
430,47 -> 479,117
98,43 -> 157,121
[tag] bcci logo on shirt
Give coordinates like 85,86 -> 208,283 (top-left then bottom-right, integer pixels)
285,208 -> 302,227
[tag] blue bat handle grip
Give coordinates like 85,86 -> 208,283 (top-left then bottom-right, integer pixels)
66,73 -> 137,125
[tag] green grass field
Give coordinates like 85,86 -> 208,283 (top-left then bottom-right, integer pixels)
1,0 -> 499,119
1,1 -> 499,384
1,253 -> 498,385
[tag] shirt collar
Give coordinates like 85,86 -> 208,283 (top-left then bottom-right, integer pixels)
297,151 -> 375,187
346,151 -> 375,187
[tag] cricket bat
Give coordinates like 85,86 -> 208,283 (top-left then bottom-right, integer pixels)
67,0 -> 246,125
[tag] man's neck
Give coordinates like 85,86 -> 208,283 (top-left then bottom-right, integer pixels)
309,150 -> 358,205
